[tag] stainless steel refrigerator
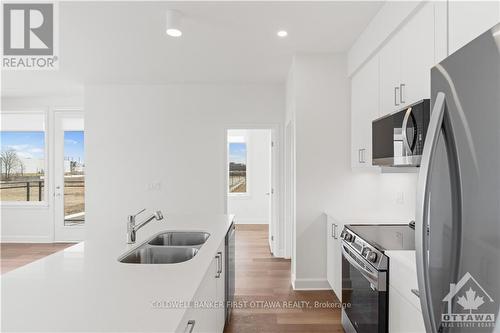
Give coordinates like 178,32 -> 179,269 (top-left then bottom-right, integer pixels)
416,23 -> 500,332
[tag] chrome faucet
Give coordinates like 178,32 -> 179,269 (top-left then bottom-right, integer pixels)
127,209 -> 164,244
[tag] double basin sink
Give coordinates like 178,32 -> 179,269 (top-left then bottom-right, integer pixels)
118,231 -> 210,264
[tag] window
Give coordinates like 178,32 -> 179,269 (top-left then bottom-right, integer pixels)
228,138 -> 247,194
63,130 -> 85,225
0,112 -> 46,203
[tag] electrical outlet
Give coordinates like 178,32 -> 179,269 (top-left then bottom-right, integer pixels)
147,182 -> 162,191
396,191 -> 405,205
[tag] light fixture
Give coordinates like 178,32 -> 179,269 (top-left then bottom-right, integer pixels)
277,30 -> 288,38
166,10 -> 182,37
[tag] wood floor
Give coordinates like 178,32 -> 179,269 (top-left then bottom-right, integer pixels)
224,225 -> 343,333
1,243 -> 74,274
0,226 -> 343,332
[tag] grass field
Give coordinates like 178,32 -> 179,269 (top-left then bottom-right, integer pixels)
0,178 -> 85,218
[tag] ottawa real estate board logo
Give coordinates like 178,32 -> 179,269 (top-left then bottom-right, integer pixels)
2,2 -> 58,70
442,272 -> 496,329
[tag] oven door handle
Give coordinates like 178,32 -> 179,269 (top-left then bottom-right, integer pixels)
341,245 -> 380,288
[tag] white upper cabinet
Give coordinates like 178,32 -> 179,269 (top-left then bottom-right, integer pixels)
351,55 -> 379,169
448,1 -> 500,55
399,3 -> 436,107
379,2 -> 436,116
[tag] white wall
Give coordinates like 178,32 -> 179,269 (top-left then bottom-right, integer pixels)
287,54 -> 417,289
227,129 -> 271,225
84,84 -> 284,240
1,95 -> 84,242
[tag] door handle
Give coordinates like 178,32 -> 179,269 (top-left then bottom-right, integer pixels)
184,320 -> 195,333
416,91 -> 446,332
332,223 -> 338,239
401,107 -> 413,155
215,252 -> 222,278
400,83 -> 406,104
394,86 -> 400,106
215,254 -> 221,278
411,289 -> 420,298
358,148 -> 366,163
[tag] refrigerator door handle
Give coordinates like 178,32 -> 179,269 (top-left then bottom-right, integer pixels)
415,91 -> 446,333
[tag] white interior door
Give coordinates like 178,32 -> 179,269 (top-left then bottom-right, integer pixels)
54,112 -> 85,241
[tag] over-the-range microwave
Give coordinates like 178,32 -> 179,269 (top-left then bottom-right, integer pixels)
372,99 -> 430,167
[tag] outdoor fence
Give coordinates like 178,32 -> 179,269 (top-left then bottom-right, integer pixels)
0,179 -> 85,202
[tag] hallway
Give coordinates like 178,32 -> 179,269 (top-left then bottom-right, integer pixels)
224,225 -> 343,333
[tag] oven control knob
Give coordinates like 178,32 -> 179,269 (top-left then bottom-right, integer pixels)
367,251 -> 378,263
344,233 -> 353,242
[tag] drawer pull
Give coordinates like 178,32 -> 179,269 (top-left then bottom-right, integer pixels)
411,289 -> 420,298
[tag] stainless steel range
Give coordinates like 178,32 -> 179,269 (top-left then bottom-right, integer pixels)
341,224 -> 415,333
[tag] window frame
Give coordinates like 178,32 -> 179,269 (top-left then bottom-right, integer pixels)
227,133 -> 250,197
0,110 -> 49,208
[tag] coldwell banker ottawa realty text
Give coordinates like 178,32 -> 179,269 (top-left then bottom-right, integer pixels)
2,2 -> 59,70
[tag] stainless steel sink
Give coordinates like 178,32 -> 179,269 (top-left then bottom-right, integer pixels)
148,232 -> 210,247
119,246 -> 198,264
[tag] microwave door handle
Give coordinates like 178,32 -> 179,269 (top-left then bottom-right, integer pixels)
341,245 -> 380,288
402,107 -> 413,155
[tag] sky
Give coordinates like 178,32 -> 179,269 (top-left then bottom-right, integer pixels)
64,131 -> 85,162
0,131 -> 45,159
229,143 -> 246,164
0,131 -> 84,162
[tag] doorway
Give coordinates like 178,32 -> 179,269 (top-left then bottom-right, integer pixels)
54,111 -> 85,241
226,128 -> 276,253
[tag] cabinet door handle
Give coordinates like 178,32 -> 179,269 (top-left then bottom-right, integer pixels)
358,149 -> 366,163
332,223 -> 338,239
215,254 -> 221,278
184,320 -> 196,333
394,86 -> 400,106
400,83 -> 406,104
215,251 -> 222,278
218,251 -> 222,274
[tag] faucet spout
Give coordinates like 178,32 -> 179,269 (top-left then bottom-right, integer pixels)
127,209 -> 164,244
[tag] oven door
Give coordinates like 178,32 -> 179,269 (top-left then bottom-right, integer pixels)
341,244 -> 388,333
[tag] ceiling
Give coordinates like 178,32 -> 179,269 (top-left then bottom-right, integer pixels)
1,1 -> 383,97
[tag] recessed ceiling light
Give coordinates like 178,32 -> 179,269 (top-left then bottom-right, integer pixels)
166,10 -> 182,37
166,28 -> 182,37
277,30 -> 288,38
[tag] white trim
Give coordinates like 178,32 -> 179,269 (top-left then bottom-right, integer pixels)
292,277 -> 331,291
53,109 -> 85,242
0,235 -> 54,243
223,122 -> 284,258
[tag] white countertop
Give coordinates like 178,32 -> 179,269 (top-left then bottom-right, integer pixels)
1,214 -> 234,332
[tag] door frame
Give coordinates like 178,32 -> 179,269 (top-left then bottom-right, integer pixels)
223,123 -> 284,257
53,109 -> 85,242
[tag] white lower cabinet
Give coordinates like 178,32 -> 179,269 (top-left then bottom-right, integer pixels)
325,216 -> 343,300
389,286 -> 425,333
387,251 -> 425,333
177,241 -> 225,333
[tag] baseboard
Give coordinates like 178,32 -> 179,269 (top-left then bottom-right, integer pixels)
292,277 -> 332,290
1,235 -> 53,243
